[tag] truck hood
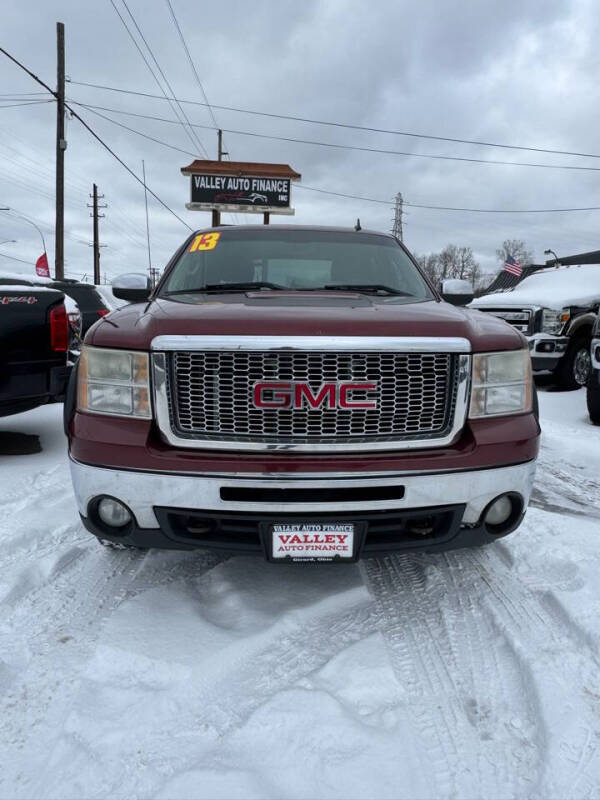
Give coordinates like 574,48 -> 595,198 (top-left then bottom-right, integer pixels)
87,291 -> 524,352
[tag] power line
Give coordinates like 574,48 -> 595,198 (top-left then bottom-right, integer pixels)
108,0 -> 200,155
69,100 -> 600,173
163,0 -> 218,130
0,250 -> 34,265
0,122 -> 150,245
62,100 -> 600,213
81,103 -> 197,156
0,91 -> 47,97
0,45 -> 193,231
298,184 -> 600,213
109,0 -> 210,158
162,0 -> 241,223
67,78 -> 600,163
0,99 -> 53,109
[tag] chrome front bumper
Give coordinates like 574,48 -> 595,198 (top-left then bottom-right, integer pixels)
69,458 -> 537,529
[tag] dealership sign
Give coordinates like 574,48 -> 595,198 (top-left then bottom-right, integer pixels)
191,175 -> 291,209
181,159 -> 301,216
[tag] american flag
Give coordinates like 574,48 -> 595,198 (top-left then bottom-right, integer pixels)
504,255 -> 523,277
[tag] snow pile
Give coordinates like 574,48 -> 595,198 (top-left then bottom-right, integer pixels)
472,264 -> 600,308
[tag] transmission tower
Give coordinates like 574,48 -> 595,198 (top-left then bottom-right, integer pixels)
392,192 -> 404,242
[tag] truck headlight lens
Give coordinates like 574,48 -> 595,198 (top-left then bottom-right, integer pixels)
469,349 -> 532,418
77,346 -> 151,418
542,308 -> 570,334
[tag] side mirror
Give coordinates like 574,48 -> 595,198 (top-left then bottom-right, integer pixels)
112,273 -> 151,303
441,278 -> 474,307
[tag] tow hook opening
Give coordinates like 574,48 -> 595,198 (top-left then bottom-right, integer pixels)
481,492 -> 524,535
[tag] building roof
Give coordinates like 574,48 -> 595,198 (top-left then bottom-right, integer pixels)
181,160 -> 301,180
545,249 -> 600,266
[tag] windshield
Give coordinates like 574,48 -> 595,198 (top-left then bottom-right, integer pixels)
161,229 -> 434,300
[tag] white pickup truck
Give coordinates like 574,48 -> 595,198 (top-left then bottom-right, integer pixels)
471,264 -> 600,389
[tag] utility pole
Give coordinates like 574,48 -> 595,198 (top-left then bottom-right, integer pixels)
392,192 -> 404,242
55,21 -> 66,280
88,184 -> 106,284
211,129 -> 225,228
142,159 -> 152,284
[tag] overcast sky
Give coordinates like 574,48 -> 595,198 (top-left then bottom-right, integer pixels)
1,0 -> 599,283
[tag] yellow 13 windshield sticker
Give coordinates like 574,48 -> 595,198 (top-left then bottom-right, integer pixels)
189,232 -> 221,252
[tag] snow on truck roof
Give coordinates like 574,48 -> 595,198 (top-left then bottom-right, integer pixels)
473,264 -> 600,309
0,284 -> 58,292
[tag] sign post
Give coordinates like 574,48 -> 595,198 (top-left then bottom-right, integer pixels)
181,160 -> 301,225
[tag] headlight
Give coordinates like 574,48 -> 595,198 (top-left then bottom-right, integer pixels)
469,349 -> 532,418
77,346 -> 151,418
542,308 -> 570,334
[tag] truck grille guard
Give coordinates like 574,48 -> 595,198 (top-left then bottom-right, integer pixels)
151,336 -> 472,452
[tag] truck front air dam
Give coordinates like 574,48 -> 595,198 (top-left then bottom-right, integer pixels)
70,457 -> 537,555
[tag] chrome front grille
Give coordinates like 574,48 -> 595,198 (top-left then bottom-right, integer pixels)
476,307 -> 533,334
166,350 -> 459,445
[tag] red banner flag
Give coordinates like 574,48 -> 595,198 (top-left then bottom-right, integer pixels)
35,252 -> 50,278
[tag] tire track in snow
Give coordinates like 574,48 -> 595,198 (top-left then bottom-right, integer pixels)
468,545 -> 600,798
533,449 -> 600,519
362,550 -> 547,799
0,463 -> 66,513
0,545 -> 229,800
0,545 -> 149,798
42,583 -> 381,800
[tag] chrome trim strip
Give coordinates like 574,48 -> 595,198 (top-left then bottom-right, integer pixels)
151,335 -> 472,353
69,458 -> 537,527
69,455 -> 536,480
152,351 -> 471,452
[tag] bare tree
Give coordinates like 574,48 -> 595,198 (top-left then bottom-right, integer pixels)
416,245 -> 481,287
456,245 -> 481,285
496,239 -> 534,268
437,244 -> 458,281
415,252 -> 440,284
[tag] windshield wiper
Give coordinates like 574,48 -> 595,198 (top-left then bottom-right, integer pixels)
321,284 -> 413,296
164,282 -> 287,295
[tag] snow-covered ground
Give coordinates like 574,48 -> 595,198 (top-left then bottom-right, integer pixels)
0,386 -> 599,800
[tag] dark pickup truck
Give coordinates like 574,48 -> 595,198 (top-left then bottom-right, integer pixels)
0,284 -> 71,417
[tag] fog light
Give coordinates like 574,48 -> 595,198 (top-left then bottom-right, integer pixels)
97,497 -> 132,528
485,495 -> 513,526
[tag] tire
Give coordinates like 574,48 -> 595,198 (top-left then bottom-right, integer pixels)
587,376 -> 600,425
554,334 -> 592,390
0,398 -> 46,418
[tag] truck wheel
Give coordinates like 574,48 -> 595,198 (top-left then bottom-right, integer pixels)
587,379 -> 600,425
555,335 -> 591,390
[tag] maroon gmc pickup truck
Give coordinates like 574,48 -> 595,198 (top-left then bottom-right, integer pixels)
66,226 -> 540,562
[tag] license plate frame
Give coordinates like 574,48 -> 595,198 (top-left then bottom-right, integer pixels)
261,520 -> 366,563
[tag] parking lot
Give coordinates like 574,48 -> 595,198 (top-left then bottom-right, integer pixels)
0,380 -> 598,800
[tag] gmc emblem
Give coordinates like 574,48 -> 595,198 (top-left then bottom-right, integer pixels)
252,381 -> 378,410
